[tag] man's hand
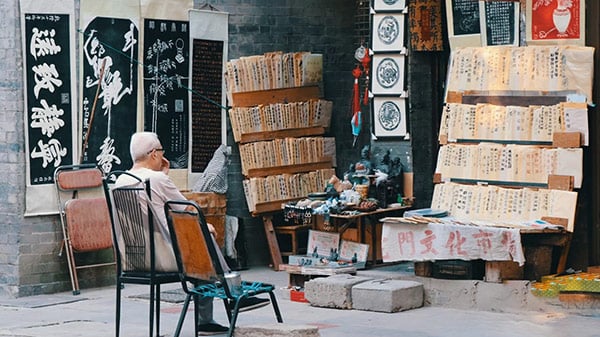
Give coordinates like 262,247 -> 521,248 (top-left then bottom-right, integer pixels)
207,223 -> 217,238
161,157 -> 170,174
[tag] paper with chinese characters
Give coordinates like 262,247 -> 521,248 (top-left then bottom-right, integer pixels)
381,221 -> 525,265
21,0 -> 77,216
430,182 -> 577,232
80,0 -> 140,174
189,9 -> 229,187
141,0 -> 193,181
409,0 -> 443,51
445,0 -> 482,49
446,46 -> 594,103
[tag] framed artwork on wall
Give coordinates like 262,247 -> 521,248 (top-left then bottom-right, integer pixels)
372,13 -> 405,52
373,0 -> 406,11
373,97 -> 407,137
445,0 -> 482,49
372,54 -> 405,95
479,0 -> 519,46
526,0 -> 585,45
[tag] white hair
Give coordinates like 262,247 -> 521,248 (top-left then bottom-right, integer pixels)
129,132 -> 161,162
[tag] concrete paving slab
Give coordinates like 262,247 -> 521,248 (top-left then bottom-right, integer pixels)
1,265 -> 599,337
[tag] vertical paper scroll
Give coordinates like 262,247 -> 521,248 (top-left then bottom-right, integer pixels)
80,0 -> 140,173
21,0 -> 77,215
188,9 -> 229,186
141,0 -> 193,171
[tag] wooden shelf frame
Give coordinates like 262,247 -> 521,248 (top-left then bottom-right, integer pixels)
230,85 -> 322,107
239,126 -> 326,144
246,157 -> 333,178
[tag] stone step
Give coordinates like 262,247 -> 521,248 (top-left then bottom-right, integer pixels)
304,274 -> 373,309
352,279 -> 424,313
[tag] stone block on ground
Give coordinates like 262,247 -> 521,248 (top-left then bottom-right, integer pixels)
304,274 -> 373,309
352,279 -> 423,313
234,324 -> 320,337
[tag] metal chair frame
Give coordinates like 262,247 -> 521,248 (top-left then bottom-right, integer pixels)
103,171 -> 180,337
165,200 -> 283,337
54,164 -> 115,295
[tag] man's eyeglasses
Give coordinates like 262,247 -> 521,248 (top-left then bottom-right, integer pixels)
147,148 -> 165,155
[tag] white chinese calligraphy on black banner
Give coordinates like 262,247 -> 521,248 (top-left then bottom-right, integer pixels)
143,19 -> 189,169
81,17 -> 138,173
24,13 -> 74,185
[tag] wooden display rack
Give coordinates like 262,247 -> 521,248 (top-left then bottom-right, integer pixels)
230,85 -> 333,271
430,90 -> 582,282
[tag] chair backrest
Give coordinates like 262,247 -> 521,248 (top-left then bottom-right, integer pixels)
55,164 -> 112,252
103,171 -> 163,273
164,200 -> 222,283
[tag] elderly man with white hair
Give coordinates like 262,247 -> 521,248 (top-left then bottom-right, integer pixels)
115,131 -> 268,335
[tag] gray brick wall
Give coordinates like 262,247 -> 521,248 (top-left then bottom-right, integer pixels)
207,0 -> 357,266
0,0 -> 25,298
1,0 -> 419,295
0,0 -> 359,296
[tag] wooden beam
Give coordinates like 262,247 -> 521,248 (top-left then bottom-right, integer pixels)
262,215 -> 283,271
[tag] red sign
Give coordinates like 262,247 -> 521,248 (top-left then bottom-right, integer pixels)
531,0 -> 580,40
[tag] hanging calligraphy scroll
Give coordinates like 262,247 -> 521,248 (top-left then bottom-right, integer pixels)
479,0 -> 519,46
20,0 -> 77,216
141,0 -> 193,172
409,0 -> 443,51
445,0 -> 482,49
80,0 -> 139,173
526,0 -> 585,46
188,10 -> 229,185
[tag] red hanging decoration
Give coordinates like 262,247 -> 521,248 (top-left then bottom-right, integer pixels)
361,49 -> 371,106
352,65 -> 362,127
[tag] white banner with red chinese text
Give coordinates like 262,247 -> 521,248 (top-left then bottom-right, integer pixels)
381,222 -> 525,266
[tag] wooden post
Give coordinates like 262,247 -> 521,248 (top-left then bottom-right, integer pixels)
262,215 -> 283,271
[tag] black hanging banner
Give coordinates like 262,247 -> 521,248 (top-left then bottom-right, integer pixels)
143,19 -> 190,169
191,38 -> 224,172
81,16 -> 138,173
24,13 -> 74,185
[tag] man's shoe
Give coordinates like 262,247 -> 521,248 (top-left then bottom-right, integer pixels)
237,296 -> 270,312
197,322 -> 229,336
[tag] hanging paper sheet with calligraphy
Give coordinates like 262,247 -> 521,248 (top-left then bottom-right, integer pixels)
188,9 -> 229,183
141,0 -> 193,173
20,0 -> 77,216
409,0 -> 443,51
80,0 -> 139,173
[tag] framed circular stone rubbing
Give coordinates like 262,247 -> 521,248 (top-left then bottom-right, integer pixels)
373,97 -> 407,137
372,54 -> 405,95
372,13 -> 405,52
373,0 -> 406,11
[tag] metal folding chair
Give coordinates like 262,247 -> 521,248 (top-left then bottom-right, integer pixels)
102,171 -> 180,337
54,164 -> 115,295
165,200 -> 283,337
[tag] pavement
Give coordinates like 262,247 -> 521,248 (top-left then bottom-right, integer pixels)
0,264 -> 599,337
